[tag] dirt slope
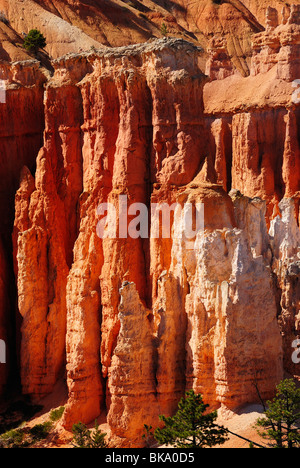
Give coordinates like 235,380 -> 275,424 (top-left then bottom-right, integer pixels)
0,0 -> 298,67
0,21 -> 32,62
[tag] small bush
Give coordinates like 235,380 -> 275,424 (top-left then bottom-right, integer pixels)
161,22 -> 168,37
29,421 -> 53,441
0,428 -> 26,448
0,422 -> 53,447
72,421 -> 107,448
0,409 -> 59,447
49,406 -> 65,422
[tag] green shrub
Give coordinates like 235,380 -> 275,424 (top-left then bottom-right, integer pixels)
29,421 -> 53,441
24,29 -> 46,55
72,421 -> 107,448
0,410 -> 58,447
0,428 -> 26,448
161,22 -> 168,37
255,379 -> 300,448
49,406 -> 65,422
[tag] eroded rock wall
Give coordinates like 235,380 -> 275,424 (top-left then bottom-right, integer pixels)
2,16 -> 300,447
0,61 -> 46,396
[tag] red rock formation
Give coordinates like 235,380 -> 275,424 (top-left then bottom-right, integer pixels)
13,153 -> 69,398
0,3 -> 298,449
61,39 -> 209,431
251,4 -> 300,81
13,61 -> 84,397
0,238 -> 9,395
0,61 -> 46,237
205,37 -> 237,82
269,199 -> 300,377
205,6 -> 300,222
230,110 -> 287,219
153,271 -> 188,417
0,62 -> 45,397
107,282 -> 159,447
282,110 -> 300,198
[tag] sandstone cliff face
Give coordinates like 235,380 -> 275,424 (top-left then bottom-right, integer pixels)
0,61 -> 46,238
0,238 -> 9,394
0,62 -> 46,396
59,40 -> 210,439
0,3 -> 299,448
107,282 -> 159,446
270,199 -> 300,377
205,6 -> 300,220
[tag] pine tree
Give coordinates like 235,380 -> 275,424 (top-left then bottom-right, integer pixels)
154,390 -> 228,448
72,421 -> 107,448
142,424 -> 154,448
161,22 -> 168,37
90,421 -> 108,448
72,422 -> 89,448
255,379 -> 300,448
24,29 -> 46,56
